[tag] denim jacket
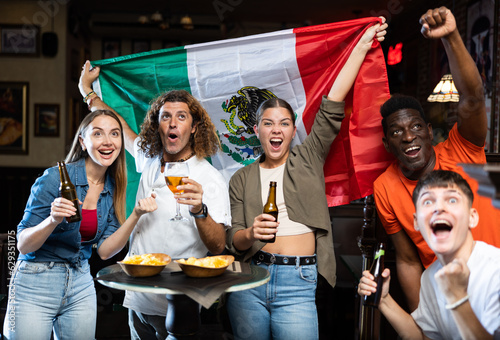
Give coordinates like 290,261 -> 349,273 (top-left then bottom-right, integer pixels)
17,158 -> 120,266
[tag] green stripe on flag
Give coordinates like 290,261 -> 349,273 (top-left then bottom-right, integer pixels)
92,47 -> 190,216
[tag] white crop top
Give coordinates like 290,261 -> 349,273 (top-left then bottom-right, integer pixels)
260,164 -> 314,236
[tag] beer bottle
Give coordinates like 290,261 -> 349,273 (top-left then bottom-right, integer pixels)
363,243 -> 385,308
262,181 -> 278,243
58,161 -> 82,223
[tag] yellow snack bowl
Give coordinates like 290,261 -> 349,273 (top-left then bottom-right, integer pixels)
118,253 -> 171,277
175,255 -> 234,278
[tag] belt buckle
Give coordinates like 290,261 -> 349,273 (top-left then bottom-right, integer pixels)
269,253 -> 276,264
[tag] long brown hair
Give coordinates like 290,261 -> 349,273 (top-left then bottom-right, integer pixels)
138,90 -> 220,159
66,110 -> 127,224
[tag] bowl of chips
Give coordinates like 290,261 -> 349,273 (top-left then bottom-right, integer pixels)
118,253 -> 171,277
175,255 -> 234,278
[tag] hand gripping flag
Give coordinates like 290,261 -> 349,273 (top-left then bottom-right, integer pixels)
92,17 -> 394,215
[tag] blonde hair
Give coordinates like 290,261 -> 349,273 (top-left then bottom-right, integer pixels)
66,110 -> 127,224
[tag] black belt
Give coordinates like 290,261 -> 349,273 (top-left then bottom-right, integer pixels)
253,250 -> 316,266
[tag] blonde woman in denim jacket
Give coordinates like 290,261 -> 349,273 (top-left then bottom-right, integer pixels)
3,110 -> 157,340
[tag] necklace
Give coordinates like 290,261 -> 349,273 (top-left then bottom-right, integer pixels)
161,151 -> 195,167
87,177 -> 104,185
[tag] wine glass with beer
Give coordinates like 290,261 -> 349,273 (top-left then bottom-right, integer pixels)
165,162 -> 189,222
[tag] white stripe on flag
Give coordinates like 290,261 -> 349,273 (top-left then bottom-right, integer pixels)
186,29 -> 308,181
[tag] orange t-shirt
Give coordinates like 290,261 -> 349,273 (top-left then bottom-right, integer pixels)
374,124 -> 500,268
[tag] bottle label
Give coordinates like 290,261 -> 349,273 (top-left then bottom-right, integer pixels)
374,249 -> 385,260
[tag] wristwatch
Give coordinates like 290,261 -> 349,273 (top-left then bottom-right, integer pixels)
190,203 -> 208,219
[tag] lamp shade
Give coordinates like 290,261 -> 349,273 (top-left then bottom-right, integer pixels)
180,15 -> 194,30
151,11 -> 163,22
427,74 -> 459,102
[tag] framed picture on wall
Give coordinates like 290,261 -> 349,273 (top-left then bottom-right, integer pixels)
0,24 -> 40,56
466,0 -> 498,152
102,39 -> 121,59
0,82 -> 29,154
35,104 -> 59,137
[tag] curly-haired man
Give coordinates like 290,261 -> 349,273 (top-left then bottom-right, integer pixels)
79,62 -> 231,340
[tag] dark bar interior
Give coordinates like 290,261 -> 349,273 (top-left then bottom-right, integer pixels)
1,0 -> 499,338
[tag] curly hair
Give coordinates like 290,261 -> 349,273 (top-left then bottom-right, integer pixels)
138,90 -> 220,159
380,94 -> 427,136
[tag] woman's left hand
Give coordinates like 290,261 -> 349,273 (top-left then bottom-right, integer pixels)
374,17 -> 388,42
357,17 -> 388,52
134,193 -> 157,217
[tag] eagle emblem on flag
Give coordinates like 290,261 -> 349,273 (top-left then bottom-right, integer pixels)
218,86 -> 276,164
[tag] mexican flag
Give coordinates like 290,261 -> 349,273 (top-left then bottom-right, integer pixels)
92,17 -> 394,215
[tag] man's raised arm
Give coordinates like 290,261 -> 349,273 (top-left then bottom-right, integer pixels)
420,7 -> 487,146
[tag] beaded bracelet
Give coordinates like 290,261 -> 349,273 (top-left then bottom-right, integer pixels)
87,95 -> 99,110
83,90 -> 96,103
445,294 -> 469,310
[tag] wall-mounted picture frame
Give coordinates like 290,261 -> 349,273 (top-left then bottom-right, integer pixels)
0,82 -> 29,154
102,39 -> 121,59
35,104 -> 59,137
0,24 -> 40,56
132,40 -> 150,54
466,0 -> 498,153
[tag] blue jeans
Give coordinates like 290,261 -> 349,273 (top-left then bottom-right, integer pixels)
2,260 -> 96,340
226,259 -> 318,340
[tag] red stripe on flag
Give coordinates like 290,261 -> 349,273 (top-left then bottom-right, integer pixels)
294,18 -> 394,206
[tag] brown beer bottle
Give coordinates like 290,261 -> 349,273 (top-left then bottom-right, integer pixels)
363,243 -> 385,308
58,161 -> 82,223
262,181 -> 278,243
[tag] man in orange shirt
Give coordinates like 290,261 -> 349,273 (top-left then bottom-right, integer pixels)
374,6 -> 500,311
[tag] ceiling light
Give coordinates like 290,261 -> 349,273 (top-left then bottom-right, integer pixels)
180,15 -> 193,30
138,15 -> 148,24
151,11 -> 163,23
159,21 -> 170,30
